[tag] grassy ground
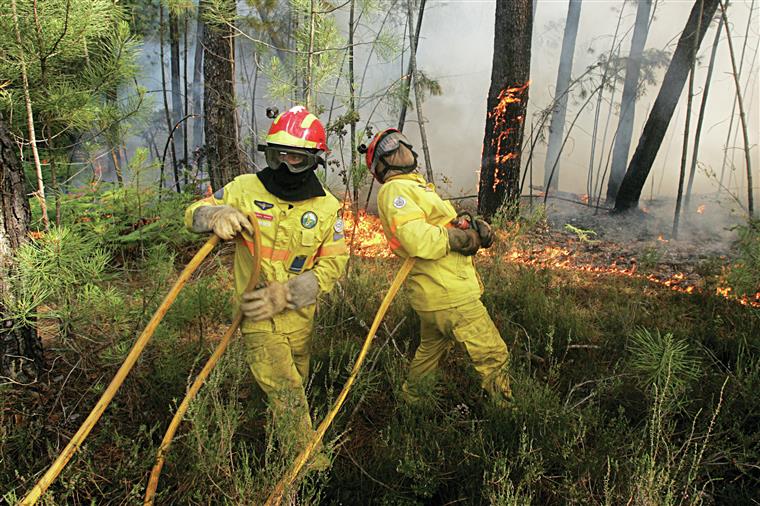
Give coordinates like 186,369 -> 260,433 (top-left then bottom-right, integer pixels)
2,197 -> 758,505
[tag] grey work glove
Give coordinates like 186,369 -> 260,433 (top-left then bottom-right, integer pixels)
448,228 -> 481,256
241,282 -> 290,321
192,205 -> 253,241
285,271 -> 320,309
474,218 -> 494,249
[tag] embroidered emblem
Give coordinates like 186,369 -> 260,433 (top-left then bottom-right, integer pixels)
289,255 -> 307,273
334,218 -> 344,234
393,196 -> 407,209
254,200 -> 274,211
333,233 -> 344,241
255,212 -> 273,221
301,211 -> 318,229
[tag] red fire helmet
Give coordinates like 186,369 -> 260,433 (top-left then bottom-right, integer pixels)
265,105 -> 328,152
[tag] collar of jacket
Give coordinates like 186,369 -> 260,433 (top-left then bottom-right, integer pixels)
385,172 -> 426,184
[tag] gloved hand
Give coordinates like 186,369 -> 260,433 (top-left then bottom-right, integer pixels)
474,218 -> 494,249
285,271 -> 320,309
241,282 -> 290,321
448,227 -> 481,256
192,205 -> 253,240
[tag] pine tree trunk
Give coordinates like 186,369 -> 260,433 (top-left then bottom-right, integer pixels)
170,12 -> 184,188
192,11 -> 204,158
202,0 -> 243,190
0,115 -> 42,383
614,0 -> 720,212
397,0 -> 426,132
478,0 -> 532,220
684,14 -> 723,209
406,1 -> 434,183
607,0 -> 652,202
543,0 -> 582,191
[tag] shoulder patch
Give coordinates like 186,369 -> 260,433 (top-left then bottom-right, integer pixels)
334,218 -> 345,234
393,196 -> 407,209
254,200 -> 274,211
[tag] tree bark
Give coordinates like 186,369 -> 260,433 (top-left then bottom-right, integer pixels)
192,11 -> 205,158
169,11 -> 184,186
202,0 -> 243,190
607,0 -> 652,202
397,0 -> 426,132
478,0 -> 532,220
543,0 -> 582,191
0,115 -> 42,383
684,13 -> 723,209
614,0 -> 720,212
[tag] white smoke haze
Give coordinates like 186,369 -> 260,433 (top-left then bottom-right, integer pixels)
127,0 -> 758,221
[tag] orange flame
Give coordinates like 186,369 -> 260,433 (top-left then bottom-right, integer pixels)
341,206 -> 393,258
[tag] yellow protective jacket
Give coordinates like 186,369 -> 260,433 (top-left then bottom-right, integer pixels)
377,173 -> 482,312
185,174 -> 348,333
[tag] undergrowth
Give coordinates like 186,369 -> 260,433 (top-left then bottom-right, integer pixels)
1,195 -> 758,505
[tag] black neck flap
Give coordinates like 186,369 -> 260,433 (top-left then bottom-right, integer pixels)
257,166 -> 326,201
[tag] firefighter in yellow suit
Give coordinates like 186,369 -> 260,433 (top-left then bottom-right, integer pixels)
185,106 -> 348,468
361,128 -> 512,406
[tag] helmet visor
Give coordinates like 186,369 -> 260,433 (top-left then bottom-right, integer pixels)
371,131 -> 413,172
263,146 -> 321,173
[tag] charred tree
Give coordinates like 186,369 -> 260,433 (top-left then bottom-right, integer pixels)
543,0 -> 582,191
0,115 -> 42,383
202,0 -> 243,190
191,11 -> 204,157
607,0 -> 652,202
478,0 -> 532,220
397,0 -> 426,132
614,0 -> 720,212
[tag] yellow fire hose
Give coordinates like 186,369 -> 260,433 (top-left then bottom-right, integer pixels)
19,234 -> 221,506
143,215 -> 262,505
264,257 -> 416,506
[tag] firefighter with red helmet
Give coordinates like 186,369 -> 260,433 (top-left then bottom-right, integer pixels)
185,106 -> 348,469
361,128 -> 512,406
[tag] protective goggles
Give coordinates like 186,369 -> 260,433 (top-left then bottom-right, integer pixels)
259,144 -> 323,173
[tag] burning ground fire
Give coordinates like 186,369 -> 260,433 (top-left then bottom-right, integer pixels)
340,208 -> 760,308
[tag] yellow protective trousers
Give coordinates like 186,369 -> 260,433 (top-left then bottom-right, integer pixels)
243,324 -> 315,451
403,298 -> 511,405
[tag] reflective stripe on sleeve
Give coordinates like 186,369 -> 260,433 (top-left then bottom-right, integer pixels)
316,242 -> 348,257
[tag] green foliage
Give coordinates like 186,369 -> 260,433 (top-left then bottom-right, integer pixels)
0,0 -> 142,141
725,222 -> 760,298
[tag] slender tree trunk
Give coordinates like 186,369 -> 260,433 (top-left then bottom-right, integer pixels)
11,0 -> 48,230
543,0 -> 582,191
170,10 -> 184,190
478,0 -> 532,219
607,0 -> 652,202
202,0 -> 243,190
397,0 -> 426,132
159,5 -> 179,191
685,13 -> 724,208
719,0 -> 754,218
587,4 -> 625,202
717,0 -> 754,193
0,114 -> 42,383
673,0 -> 704,238
614,0 -> 720,212
183,14 -> 189,185
348,0 -> 358,204
407,1 -> 434,183
192,11 -> 205,158
305,0 -> 317,110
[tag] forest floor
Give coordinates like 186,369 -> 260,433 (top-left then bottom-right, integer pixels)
2,195 -> 759,505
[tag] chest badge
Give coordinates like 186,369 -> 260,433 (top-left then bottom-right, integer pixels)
301,211 -> 318,229
254,200 -> 274,211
